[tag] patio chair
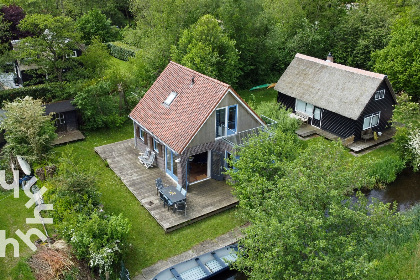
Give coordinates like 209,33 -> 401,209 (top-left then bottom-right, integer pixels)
176,184 -> 182,192
139,152 -> 156,168
156,178 -> 164,195
181,188 -> 187,201
173,201 -> 187,216
159,191 -> 173,209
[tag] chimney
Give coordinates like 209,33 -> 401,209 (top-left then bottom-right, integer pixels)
326,52 -> 333,63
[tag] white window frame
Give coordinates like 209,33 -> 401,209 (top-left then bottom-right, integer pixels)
215,104 -> 238,139
163,91 -> 177,106
363,112 -> 381,130
374,89 -> 385,100
153,139 -> 159,153
54,112 -> 65,125
295,99 -> 314,116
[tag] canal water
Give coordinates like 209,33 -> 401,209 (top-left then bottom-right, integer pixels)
363,168 -> 420,211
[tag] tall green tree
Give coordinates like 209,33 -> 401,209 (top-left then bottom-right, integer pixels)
170,14 -> 241,86
373,12 -> 420,99
76,9 -> 119,44
391,93 -> 420,171
226,127 -> 404,279
216,0 -> 268,88
0,96 -> 56,163
16,14 -> 81,82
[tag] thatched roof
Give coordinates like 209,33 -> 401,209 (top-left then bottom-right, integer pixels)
274,53 -> 396,120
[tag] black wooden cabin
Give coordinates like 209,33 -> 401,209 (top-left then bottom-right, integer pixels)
45,100 -> 79,133
275,53 -> 397,140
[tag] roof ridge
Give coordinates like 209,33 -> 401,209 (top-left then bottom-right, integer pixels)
295,53 -> 385,80
169,61 -> 231,88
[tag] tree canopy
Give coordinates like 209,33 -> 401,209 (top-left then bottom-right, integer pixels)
170,14 -> 241,86
76,9 -> 119,44
226,127 -> 405,279
0,96 -> 56,163
16,13 -> 81,82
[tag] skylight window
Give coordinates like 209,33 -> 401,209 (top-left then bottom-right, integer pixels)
164,91 -> 177,106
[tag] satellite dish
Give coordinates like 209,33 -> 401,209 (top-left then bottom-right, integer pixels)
17,155 -> 31,175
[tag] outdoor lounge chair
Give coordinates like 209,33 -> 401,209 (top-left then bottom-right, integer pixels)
138,148 -> 151,162
173,201 -> 187,216
139,151 -> 156,168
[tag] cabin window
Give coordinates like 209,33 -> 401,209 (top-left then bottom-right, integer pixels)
216,105 -> 237,138
139,128 -> 145,140
375,89 -> 385,100
363,112 -> 380,130
65,51 -> 78,58
295,99 -> 314,116
54,113 -> 65,125
153,139 -> 159,153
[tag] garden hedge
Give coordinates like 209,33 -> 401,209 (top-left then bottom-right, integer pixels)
106,41 -> 138,61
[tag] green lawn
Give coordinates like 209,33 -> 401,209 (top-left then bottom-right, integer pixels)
51,122 -> 244,276
0,190 -> 42,280
236,88 -> 277,108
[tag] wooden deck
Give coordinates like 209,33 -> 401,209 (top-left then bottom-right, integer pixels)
53,130 -> 85,145
347,127 -> 395,153
94,139 -> 238,232
296,124 -> 395,154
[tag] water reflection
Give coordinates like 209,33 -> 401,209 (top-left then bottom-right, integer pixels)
362,168 -> 420,211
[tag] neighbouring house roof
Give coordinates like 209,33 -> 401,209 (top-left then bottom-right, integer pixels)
44,100 -> 76,114
274,53 -> 396,120
130,61 -> 263,154
0,73 -> 20,90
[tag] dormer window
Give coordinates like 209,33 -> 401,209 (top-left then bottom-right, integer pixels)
164,91 -> 177,106
375,89 -> 385,100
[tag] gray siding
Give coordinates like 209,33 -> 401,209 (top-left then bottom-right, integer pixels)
187,91 -> 261,148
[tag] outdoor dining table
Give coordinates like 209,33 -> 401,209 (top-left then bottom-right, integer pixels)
159,186 -> 186,205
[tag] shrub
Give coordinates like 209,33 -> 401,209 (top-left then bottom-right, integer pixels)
72,79 -> 127,130
62,213 -> 131,277
0,82 -> 72,105
106,41 -> 138,61
368,154 -> 406,185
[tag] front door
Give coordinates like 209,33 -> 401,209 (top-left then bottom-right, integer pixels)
312,107 -> 322,128
166,147 -> 178,181
211,150 -> 224,181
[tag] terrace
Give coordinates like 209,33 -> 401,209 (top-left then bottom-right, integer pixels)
95,139 -> 238,232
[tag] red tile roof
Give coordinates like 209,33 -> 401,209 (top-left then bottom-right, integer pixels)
129,61 -> 232,154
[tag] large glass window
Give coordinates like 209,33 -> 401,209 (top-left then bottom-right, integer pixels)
363,112 -> 381,130
166,147 -> 178,181
216,105 -> 237,137
216,108 -> 227,137
227,105 -> 237,136
295,99 -> 314,116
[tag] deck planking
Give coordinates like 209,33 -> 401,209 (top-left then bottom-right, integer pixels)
297,124 -> 394,154
95,139 -> 238,232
